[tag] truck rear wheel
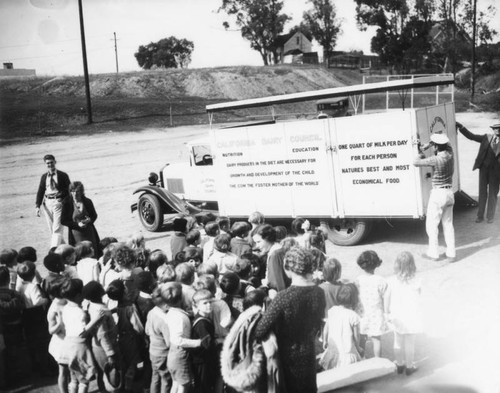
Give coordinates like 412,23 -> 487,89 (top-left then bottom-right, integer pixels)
320,219 -> 372,246
138,194 -> 163,232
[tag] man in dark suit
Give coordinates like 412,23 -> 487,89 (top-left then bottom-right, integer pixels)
35,154 -> 71,247
456,122 -> 500,223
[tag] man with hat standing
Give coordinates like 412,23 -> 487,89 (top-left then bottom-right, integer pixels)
35,154 -> 71,248
414,133 -> 455,262
456,121 -> 500,223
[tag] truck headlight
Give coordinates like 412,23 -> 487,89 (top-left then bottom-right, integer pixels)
148,172 -> 159,185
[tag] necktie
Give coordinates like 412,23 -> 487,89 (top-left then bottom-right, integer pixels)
49,173 -> 57,190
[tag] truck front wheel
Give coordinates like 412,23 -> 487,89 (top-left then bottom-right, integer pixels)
138,194 -> 163,232
320,219 -> 372,246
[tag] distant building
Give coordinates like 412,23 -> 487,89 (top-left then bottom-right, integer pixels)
0,62 -> 36,77
328,51 -> 380,70
273,31 -> 318,65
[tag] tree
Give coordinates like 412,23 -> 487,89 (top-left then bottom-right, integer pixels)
134,36 -> 194,70
355,0 -> 411,72
302,0 -> 341,66
220,0 -> 290,65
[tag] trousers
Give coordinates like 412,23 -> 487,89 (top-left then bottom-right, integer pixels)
42,198 -> 65,248
426,188 -> 455,259
477,166 -> 500,221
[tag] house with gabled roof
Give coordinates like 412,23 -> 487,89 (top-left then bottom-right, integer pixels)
273,31 -> 317,64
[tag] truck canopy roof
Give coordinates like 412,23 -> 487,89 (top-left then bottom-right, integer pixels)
205,75 -> 454,113
316,97 -> 348,104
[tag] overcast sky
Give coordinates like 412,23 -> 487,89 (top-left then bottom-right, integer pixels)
0,0 -> 498,76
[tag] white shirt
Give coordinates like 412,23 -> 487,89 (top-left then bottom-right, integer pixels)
45,171 -> 59,195
62,301 -> 87,337
76,257 -> 100,285
17,280 -> 47,308
203,237 -> 216,263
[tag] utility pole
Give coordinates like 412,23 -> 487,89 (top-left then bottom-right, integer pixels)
114,32 -> 119,73
470,0 -> 477,103
78,0 -> 92,124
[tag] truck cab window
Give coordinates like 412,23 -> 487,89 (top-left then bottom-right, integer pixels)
192,145 -> 213,166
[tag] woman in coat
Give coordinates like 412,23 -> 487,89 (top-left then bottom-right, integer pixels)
62,181 -> 101,257
255,246 -> 325,393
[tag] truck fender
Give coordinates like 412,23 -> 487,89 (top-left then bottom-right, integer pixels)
131,186 -> 202,215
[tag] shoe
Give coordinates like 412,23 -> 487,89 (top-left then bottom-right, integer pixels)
487,219 -> 494,224
406,366 -> 418,376
475,217 -> 484,223
395,364 -> 406,374
444,256 -> 456,263
421,253 -> 439,261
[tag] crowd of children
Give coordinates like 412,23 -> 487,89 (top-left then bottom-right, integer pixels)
0,212 -> 423,392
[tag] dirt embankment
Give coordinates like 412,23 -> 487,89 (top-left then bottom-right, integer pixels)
0,65 -> 498,140
0,65 -> 362,139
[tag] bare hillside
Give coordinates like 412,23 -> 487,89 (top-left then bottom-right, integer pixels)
1,65 -> 358,99
0,65 -> 498,141
0,65 -> 364,140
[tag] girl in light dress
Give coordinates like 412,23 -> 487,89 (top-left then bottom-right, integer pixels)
385,251 -> 422,376
320,283 -> 363,370
355,250 -> 387,358
46,279 -> 69,393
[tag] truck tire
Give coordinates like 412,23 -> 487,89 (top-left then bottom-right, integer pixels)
138,194 -> 163,232
320,219 -> 372,246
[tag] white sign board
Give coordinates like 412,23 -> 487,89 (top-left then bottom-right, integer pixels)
330,111 -> 421,217
211,120 -> 336,218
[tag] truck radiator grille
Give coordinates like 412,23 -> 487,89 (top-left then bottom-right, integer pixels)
166,178 -> 185,193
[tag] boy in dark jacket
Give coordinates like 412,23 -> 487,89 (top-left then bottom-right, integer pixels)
191,289 -> 218,393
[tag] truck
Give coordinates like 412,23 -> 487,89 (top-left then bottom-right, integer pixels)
132,75 -> 473,246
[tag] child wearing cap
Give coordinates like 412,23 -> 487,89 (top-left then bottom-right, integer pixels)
42,252 -> 66,297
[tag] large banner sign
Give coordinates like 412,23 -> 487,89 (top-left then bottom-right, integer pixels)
330,111 -> 421,217
212,120 -> 336,217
